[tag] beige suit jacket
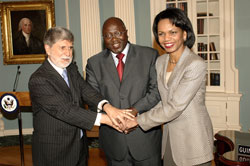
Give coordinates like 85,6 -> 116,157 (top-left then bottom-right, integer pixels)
137,47 -> 214,165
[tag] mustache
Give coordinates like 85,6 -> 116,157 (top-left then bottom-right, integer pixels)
61,57 -> 72,60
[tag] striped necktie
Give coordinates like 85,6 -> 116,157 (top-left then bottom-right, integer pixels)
62,69 -> 70,87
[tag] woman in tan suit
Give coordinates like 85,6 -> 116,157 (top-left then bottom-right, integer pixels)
126,8 -> 214,166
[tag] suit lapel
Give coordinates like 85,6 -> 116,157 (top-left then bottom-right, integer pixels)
122,44 -> 136,82
103,51 -> 121,88
167,47 -> 190,89
44,59 -> 71,93
157,54 -> 169,90
66,64 -> 79,104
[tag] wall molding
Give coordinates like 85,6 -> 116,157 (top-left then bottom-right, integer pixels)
149,0 -> 165,55
80,0 -> 102,74
115,0 -> 136,44
0,128 -> 33,137
65,0 -> 70,29
150,0 -> 165,43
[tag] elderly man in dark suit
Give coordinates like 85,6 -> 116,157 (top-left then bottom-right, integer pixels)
28,27 -> 133,166
13,17 -> 45,55
86,17 -> 162,166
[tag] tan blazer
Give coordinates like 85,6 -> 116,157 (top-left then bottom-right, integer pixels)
137,47 -> 214,166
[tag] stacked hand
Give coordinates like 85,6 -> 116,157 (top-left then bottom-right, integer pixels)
102,104 -> 139,133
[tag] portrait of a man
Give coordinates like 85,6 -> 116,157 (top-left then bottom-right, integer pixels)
1,1 -> 55,64
12,17 -> 45,55
11,10 -> 46,55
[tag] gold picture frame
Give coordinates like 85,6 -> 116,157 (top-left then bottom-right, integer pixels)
0,1 -> 55,65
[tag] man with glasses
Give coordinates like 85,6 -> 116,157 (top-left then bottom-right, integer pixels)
86,17 -> 162,166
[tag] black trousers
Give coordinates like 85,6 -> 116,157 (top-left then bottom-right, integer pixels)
106,148 -> 161,166
77,136 -> 88,166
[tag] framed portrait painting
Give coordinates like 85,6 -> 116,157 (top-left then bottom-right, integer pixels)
0,1 -> 55,65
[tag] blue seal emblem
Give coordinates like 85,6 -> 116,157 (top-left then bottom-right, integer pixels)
0,93 -> 19,113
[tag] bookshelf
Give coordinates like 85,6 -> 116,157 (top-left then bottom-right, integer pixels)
196,0 -> 221,88
165,0 -> 221,88
151,0 -> 241,133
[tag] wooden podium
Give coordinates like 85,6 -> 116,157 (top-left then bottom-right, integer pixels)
0,91 -> 30,166
0,91 -> 99,137
0,92 -> 31,107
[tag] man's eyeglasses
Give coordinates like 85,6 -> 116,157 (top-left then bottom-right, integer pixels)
103,31 -> 127,39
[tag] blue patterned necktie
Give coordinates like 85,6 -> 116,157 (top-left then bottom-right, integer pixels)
62,69 -> 83,137
62,69 -> 70,87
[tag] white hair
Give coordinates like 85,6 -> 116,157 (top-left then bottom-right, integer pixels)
18,18 -> 33,31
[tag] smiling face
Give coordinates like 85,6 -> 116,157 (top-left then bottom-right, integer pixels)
45,40 -> 73,68
157,18 -> 187,56
102,18 -> 128,54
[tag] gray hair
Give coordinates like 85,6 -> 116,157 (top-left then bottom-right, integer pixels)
18,18 -> 32,31
43,27 -> 74,47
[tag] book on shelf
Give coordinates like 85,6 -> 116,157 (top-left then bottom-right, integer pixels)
210,73 -> 220,86
198,42 -> 207,51
197,13 -> 213,34
209,42 -> 218,60
206,74 -> 208,86
198,53 -> 207,60
179,3 -> 187,14
198,42 -> 207,60
197,19 -> 204,34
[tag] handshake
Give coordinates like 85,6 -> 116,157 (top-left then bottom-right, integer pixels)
101,103 -> 139,134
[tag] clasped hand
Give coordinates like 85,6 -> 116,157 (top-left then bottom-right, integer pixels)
103,104 -> 139,133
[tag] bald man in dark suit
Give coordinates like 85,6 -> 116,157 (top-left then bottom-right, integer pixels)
86,17 -> 162,166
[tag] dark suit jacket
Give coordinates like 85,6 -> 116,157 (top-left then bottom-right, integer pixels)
86,43 -> 162,161
29,59 -> 104,166
13,31 -> 45,55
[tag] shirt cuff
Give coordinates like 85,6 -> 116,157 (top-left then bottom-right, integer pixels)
97,100 -> 109,112
94,113 -> 102,126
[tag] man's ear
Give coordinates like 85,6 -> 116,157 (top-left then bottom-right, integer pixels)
44,44 -> 50,55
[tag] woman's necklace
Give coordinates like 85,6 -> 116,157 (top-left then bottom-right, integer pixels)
169,58 -> 177,64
